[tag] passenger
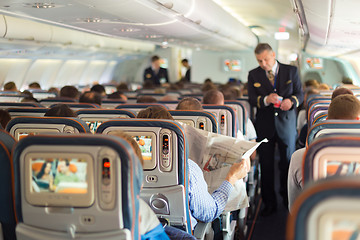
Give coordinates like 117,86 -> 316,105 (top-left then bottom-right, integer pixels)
107,91 -> 127,102
159,94 -> 178,102
304,79 -> 320,89
110,130 -> 171,240
60,85 -> 80,100
181,59 -> 191,82
332,87 -> 354,99
201,82 -> 217,93
53,159 -> 79,186
143,55 -> 169,86
0,109 -> 11,129
3,81 -> 18,92
288,94 -> 360,211
79,91 -> 102,106
136,95 -> 158,103
28,82 -> 41,90
176,97 -> 203,110
48,87 -> 60,96
137,106 -> 250,228
318,83 -> 331,90
90,84 -> 106,96
21,91 -> 39,103
247,43 -> 304,216
44,104 -> 77,117
116,82 -> 129,92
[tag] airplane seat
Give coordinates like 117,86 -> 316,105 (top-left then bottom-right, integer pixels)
39,98 -> 76,108
75,109 -> 136,133
49,103 -> 100,110
225,100 -> 247,136
7,107 -> 48,118
158,101 -> 180,110
303,133 -> 360,186
308,106 -> 329,129
101,100 -> 126,109
202,105 -> 237,137
168,110 -> 219,133
6,116 -> 91,140
12,134 -> 143,240
0,130 -> 17,240
96,119 -> 193,233
115,103 -> 168,114
307,101 -> 330,123
29,91 -> 57,101
312,113 -> 328,126
0,102 -> 44,109
287,177 -> 360,240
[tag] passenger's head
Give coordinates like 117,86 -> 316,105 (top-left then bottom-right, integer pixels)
90,84 -> 106,96
254,43 -> 276,72
203,89 -> 224,105
137,106 -> 173,120
79,91 -> 102,105
318,83 -> 330,90
181,59 -> 189,68
48,87 -> 59,95
110,130 -> 144,167
332,87 -> 354,100
342,77 -> 353,85
0,109 -> 11,129
28,82 -> 41,90
107,91 -> 127,101
117,82 -> 129,92
151,55 -> 161,70
176,97 -> 203,110
201,82 -> 217,93
3,81 -> 17,91
136,95 -> 157,103
44,104 -> 77,117
60,85 -> 79,99
328,94 -> 360,120
304,79 -> 320,89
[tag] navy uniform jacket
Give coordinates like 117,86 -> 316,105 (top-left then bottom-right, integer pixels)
248,62 -> 303,153
143,67 -> 169,85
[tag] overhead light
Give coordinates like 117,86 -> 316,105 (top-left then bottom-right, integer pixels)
274,32 -> 290,40
84,18 -> 102,23
29,3 -> 55,8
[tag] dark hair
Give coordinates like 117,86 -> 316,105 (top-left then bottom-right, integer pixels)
45,104 -> 77,117
36,161 -> 52,179
90,84 -> 106,95
181,59 -> 188,64
254,43 -> 273,55
0,109 -> 11,129
60,86 -> 79,99
117,83 -> 129,91
136,96 -> 158,103
176,97 -> 203,110
203,89 -> 224,105
29,82 -> 41,89
3,82 -> 17,91
137,106 -> 173,120
79,91 -> 102,105
331,87 -> 354,100
151,55 -> 160,62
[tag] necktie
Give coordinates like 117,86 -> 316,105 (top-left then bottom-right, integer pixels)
268,70 -> 275,86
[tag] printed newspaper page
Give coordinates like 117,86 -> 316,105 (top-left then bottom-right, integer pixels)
182,123 -> 268,211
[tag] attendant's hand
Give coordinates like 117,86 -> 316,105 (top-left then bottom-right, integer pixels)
225,158 -> 250,186
266,93 -> 279,105
280,98 -> 293,111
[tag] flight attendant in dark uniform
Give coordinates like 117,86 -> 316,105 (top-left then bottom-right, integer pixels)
143,55 -> 169,86
247,43 -> 303,216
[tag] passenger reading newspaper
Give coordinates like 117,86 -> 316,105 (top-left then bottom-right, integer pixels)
182,123 -> 267,211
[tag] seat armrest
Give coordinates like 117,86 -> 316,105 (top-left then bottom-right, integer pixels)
193,222 -> 213,240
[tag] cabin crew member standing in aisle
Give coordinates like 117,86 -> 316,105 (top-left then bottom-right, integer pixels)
247,43 -> 303,216
143,55 -> 169,86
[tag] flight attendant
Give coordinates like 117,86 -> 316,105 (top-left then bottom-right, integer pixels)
247,43 -> 303,216
143,55 -> 169,86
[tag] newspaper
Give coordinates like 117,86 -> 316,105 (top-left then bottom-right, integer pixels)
182,123 -> 268,211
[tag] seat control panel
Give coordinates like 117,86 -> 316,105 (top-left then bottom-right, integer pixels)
160,130 -> 172,172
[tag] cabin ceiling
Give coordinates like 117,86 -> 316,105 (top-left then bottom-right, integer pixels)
0,0 -> 300,53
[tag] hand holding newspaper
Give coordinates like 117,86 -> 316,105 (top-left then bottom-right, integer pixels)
181,123 -> 268,211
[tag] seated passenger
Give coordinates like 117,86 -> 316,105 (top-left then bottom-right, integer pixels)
137,95 -> 158,103
110,130 -> 170,240
176,97 -> 203,110
60,85 -> 80,100
28,82 -> 41,90
90,84 -> 106,96
79,91 -> 102,106
44,104 -> 77,117
137,106 -> 250,227
0,109 -> 11,129
288,94 -> 360,211
3,81 -> 18,92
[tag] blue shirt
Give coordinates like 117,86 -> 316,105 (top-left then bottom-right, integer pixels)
188,159 -> 233,227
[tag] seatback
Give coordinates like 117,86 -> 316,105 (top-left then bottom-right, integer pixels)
115,103 -> 168,114
50,103 -> 100,110
0,94 -> 25,103
8,107 -> 48,117
101,100 -> 126,109
312,113 -> 328,126
6,116 -> 91,140
308,106 -> 329,129
29,91 -> 57,101
0,102 -> 43,109
158,101 -> 180,110
76,109 -> 136,133
169,110 -> 218,133
0,130 -> 17,240
96,119 -> 192,233
203,105 -> 237,137
287,177 -> 360,240
306,120 -> 360,146
39,98 -> 76,108
225,100 -> 248,135
303,134 -> 360,185
13,134 -> 143,240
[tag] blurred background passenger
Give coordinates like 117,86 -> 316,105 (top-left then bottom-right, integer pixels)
44,104 -> 77,117
60,85 -> 80,100
0,109 -> 11,129
3,81 -> 18,92
79,91 -> 102,106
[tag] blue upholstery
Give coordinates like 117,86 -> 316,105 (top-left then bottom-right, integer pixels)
0,130 -> 17,240
306,120 -> 360,146
6,116 -> 91,135
169,110 -> 218,133
308,106 -> 329,129
76,109 -> 136,118
303,133 -> 360,184
13,134 -> 143,239
50,103 -> 100,109
312,113 -> 327,126
287,177 -> 360,240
